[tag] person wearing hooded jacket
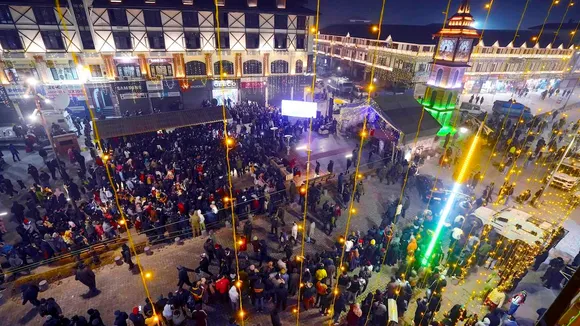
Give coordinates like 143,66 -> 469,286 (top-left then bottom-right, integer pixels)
75,262 -> 99,296
129,307 -> 146,326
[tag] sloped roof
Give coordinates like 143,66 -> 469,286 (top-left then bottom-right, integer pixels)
371,95 -> 441,142
95,107 -> 231,139
321,23 -> 572,48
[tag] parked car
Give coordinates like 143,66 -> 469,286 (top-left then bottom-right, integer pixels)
416,174 -> 445,203
492,100 -> 534,121
459,102 -> 483,115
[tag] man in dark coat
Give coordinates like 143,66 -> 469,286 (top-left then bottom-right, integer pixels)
21,284 -> 41,306
121,244 -> 135,270
75,262 -> 99,296
176,264 -> 196,288
114,310 -> 129,326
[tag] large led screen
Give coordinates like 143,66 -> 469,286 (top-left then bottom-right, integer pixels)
281,100 -> 317,118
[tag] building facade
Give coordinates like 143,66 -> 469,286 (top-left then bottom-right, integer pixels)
0,0 -> 315,124
316,23 -> 579,100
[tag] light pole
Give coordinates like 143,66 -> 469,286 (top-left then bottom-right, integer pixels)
284,134 -> 293,155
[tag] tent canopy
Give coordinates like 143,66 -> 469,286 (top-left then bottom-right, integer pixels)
371,94 -> 441,143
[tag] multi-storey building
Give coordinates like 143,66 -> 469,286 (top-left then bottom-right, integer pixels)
316,20 -> 579,99
0,0 -> 315,124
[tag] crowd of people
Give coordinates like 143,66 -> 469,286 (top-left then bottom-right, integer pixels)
0,94 -> 578,326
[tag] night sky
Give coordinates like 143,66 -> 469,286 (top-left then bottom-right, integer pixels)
310,0 -> 580,30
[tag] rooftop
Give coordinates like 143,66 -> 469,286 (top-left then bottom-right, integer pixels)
320,23 -> 574,48
91,0 -> 317,15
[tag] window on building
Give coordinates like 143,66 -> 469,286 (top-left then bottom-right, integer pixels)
71,3 -> 89,26
148,31 -> 165,49
243,60 -> 262,74
185,61 -> 206,76
271,60 -> 288,74
80,31 -> 95,50
295,60 -> 303,73
33,7 -> 57,25
50,67 -> 78,81
275,34 -> 287,49
184,32 -> 201,49
150,64 -> 173,77
113,32 -> 132,50
117,64 -> 141,78
108,9 -> 128,26
214,60 -> 234,75
215,32 -> 229,49
246,33 -> 260,49
245,13 -> 259,28
182,11 -> 199,27
0,30 -> 23,50
434,69 -> 443,84
0,5 -> 14,24
274,15 -> 287,29
41,31 -> 65,50
144,10 -> 162,27
214,11 -> 228,27
296,35 -> 305,50
297,16 -> 306,29
89,65 -> 103,78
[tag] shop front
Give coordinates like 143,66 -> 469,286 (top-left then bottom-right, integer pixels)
212,79 -> 239,106
3,60 -> 40,84
465,76 -> 561,94
0,86 -> 20,124
44,84 -> 88,119
114,57 -> 142,79
85,83 -> 116,118
113,81 -> 150,115
180,78 -> 212,109
240,77 -> 267,105
5,84 -> 38,118
147,79 -> 182,112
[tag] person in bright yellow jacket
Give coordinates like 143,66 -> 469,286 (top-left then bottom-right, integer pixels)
315,264 -> 327,282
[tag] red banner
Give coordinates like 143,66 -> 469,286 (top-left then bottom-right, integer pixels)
241,81 -> 266,89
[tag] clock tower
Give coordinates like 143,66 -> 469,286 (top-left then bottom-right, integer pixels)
423,0 -> 479,133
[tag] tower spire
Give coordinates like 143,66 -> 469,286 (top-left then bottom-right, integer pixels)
458,0 -> 471,14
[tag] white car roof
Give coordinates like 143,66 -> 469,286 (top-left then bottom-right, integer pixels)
471,207 -> 546,245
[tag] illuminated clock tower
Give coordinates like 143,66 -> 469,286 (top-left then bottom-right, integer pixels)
423,0 -> 479,133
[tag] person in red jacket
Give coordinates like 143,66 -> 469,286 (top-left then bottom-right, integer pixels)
215,275 -> 230,305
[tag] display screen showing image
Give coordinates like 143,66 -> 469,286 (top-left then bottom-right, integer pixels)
281,100 -> 317,118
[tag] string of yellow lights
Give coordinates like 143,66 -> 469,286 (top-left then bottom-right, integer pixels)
54,0 -> 159,321
213,0 -> 246,322
294,0 -> 321,323
552,0 -> 575,45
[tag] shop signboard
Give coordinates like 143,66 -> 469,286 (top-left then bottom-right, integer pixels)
114,81 -> 148,100
4,85 -> 29,99
241,81 -> 266,89
45,84 -> 86,100
147,80 -> 180,98
212,79 -> 238,89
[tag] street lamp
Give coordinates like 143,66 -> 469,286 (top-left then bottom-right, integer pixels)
26,77 -> 38,86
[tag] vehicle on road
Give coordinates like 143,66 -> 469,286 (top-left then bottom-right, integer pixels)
548,158 -> 580,191
459,102 -> 483,115
416,174 -> 445,203
327,77 -> 354,94
470,206 -> 554,245
492,100 -> 534,121
353,85 -> 368,98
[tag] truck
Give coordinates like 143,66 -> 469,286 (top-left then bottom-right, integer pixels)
492,100 -> 534,121
549,158 -> 580,191
327,77 -> 354,94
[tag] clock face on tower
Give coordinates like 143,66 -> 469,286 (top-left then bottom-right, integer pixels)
456,39 -> 472,62
438,38 -> 457,61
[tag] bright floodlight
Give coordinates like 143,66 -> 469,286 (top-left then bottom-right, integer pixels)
26,77 -> 38,86
281,100 -> 317,118
44,98 -> 52,104
28,113 -> 38,121
459,127 -> 468,134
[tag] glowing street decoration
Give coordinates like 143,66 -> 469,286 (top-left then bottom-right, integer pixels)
422,129 -> 481,266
